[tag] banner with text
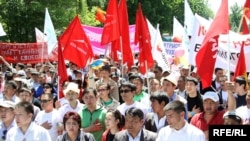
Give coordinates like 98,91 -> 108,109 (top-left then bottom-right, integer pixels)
0,42 -> 48,64
189,13 -> 250,72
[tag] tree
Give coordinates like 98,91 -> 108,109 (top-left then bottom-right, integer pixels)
230,3 -> 243,32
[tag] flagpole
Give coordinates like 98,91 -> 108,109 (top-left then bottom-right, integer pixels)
227,31 -> 230,81
119,36 -> 124,79
145,60 -> 150,95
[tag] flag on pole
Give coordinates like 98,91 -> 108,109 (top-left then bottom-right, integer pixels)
111,0 -> 134,69
134,3 -> 154,74
35,27 -> 47,43
195,0 -> 229,89
173,16 -> 184,37
58,41 -> 68,99
147,20 -> 170,71
60,15 -> 93,68
184,0 -> 194,35
44,8 -> 57,55
0,23 -> 6,36
233,41 -> 248,89
101,0 -> 120,45
243,0 -> 250,20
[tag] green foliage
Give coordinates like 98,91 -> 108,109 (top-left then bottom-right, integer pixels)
229,3 -> 243,32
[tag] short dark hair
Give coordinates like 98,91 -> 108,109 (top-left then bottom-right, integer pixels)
125,107 -> 144,120
119,82 -> 136,92
150,91 -> 169,106
234,76 -> 247,88
215,68 -> 223,73
186,76 -> 198,85
63,111 -> 81,130
101,65 -> 111,73
154,66 -> 163,72
107,109 -> 125,129
97,82 -> 111,90
15,101 -> 34,115
164,101 -> 185,114
83,88 -> 97,96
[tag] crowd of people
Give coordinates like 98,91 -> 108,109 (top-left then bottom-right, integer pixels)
0,54 -> 250,141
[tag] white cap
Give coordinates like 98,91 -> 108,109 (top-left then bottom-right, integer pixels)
63,82 -> 80,96
161,73 -> 178,86
203,91 -> 219,102
0,100 -> 15,109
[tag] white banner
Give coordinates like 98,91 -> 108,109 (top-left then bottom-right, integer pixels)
189,14 -> 250,72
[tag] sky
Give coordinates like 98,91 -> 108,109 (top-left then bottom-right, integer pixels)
207,0 -> 246,15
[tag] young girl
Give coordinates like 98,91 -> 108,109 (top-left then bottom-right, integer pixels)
102,109 -> 124,141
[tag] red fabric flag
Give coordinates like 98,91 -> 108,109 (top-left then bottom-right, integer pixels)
95,7 -> 106,23
118,0 -> 134,69
233,41 -> 248,89
58,41 -> 68,99
242,17 -> 249,34
244,0 -> 250,20
101,0 -> 120,45
195,0 -> 229,89
60,15 -> 93,68
134,3 -> 154,74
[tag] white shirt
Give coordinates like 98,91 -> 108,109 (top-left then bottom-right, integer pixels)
58,101 -> 84,122
117,101 -> 150,118
0,119 -> 16,139
34,109 -> 60,141
6,122 -> 51,141
153,113 -> 166,132
127,130 -> 142,141
156,121 -> 205,141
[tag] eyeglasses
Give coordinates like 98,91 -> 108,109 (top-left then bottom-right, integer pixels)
97,89 -> 107,92
2,129 -> 7,140
120,89 -> 131,93
40,99 -> 52,103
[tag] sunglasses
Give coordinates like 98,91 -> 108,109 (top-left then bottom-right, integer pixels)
120,89 -> 131,93
40,99 -> 51,103
97,89 -> 107,92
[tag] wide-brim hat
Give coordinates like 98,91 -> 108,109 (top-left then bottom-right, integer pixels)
63,82 -> 80,96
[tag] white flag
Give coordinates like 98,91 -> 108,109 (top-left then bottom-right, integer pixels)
147,19 -> 171,71
44,8 -> 57,55
184,0 -> 194,35
173,16 -> 184,37
0,23 -> 6,36
35,27 -> 47,42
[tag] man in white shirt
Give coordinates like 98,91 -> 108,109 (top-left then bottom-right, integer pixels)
0,100 -> 16,140
58,82 -> 84,121
6,101 -> 51,141
34,93 -> 61,141
117,82 -> 150,118
156,101 -> 205,141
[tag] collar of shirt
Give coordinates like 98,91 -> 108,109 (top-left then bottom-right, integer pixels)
126,129 -> 142,141
170,93 -> 177,101
153,113 -> 166,132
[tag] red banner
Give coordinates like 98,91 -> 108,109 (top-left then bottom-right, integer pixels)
0,42 -> 48,64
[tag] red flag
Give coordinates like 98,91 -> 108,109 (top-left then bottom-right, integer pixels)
101,0 -> 120,45
242,17 -> 249,34
233,41 -> 248,89
58,41 -> 68,99
134,3 -> 154,74
244,0 -> 250,20
95,7 -> 106,23
60,15 -> 93,68
195,0 -> 229,89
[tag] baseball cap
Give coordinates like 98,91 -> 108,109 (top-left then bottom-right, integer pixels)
203,91 -> 219,102
223,110 -> 242,124
0,100 -> 15,109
